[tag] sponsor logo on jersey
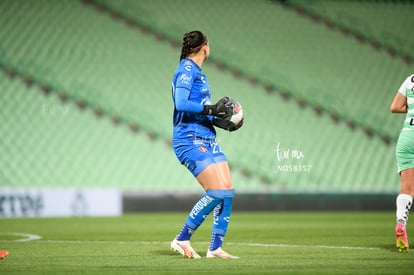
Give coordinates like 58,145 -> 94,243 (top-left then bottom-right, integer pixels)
199,146 -> 208,153
179,74 -> 192,85
184,61 -> 192,71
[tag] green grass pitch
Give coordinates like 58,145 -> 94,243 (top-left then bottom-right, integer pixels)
1,212 -> 414,274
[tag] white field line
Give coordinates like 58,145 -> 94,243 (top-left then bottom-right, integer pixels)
0,232 -> 42,242
226,242 -> 382,251
0,233 -> 382,251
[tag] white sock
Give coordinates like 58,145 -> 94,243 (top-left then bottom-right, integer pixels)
396,194 -> 413,225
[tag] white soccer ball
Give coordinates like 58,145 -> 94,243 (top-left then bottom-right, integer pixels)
228,98 -> 243,126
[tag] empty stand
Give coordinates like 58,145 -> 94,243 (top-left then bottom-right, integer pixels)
1,0 -> 412,194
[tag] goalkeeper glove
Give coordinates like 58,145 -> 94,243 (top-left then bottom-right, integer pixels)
201,97 -> 232,120
213,117 -> 244,132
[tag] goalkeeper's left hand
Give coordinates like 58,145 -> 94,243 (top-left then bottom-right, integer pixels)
213,117 -> 244,132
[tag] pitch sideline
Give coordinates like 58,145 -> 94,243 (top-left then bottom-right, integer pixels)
0,232 -> 382,251
1,233 -> 382,251
41,240 -> 384,251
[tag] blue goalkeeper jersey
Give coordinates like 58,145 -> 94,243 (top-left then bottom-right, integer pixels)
172,59 -> 216,140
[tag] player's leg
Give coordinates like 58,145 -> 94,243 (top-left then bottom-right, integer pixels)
173,162 -> 231,241
396,168 -> 414,252
196,161 -> 233,190
171,186 -> 222,259
207,190 -> 238,259
198,162 -> 238,258
171,141 -> 238,258
172,162 -> 238,258
171,144 -> 227,258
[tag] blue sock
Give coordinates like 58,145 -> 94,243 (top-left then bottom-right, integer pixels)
176,190 -> 222,241
209,189 -> 235,251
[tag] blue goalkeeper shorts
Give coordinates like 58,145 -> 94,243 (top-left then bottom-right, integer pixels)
173,137 -> 227,177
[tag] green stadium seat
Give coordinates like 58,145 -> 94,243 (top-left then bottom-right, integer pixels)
0,0 -> 411,194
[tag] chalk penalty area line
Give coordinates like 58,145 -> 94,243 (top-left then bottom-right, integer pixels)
0,232 -> 382,251
0,232 -> 42,242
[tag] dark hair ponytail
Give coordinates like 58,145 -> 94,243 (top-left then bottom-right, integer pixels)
180,30 -> 208,60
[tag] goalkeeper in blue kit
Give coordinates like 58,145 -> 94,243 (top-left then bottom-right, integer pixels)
170,30 -> 242,259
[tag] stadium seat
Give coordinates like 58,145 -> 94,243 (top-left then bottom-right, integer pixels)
0,0 -> 411,194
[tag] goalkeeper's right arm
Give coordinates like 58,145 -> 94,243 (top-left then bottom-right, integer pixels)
175,88 -> 232,119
